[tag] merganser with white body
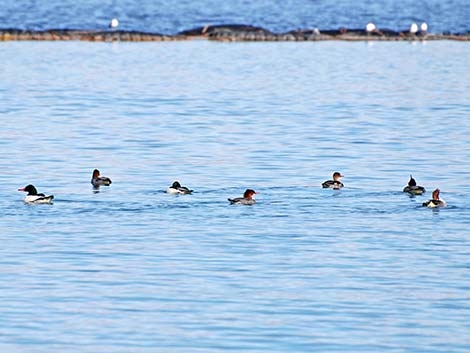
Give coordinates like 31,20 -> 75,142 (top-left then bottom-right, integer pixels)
166,181 -> 193,194
403,175 -> 426,195
422,188 -> 446,208
322,172 -> 344,189
91,169 -> 112,187
228,189 -> 258,205
18,184 -> 54,204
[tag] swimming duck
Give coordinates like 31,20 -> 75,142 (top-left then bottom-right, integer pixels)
322,172 -> 344,189
166,181 -> 193,194
403,175 -> 426,195
228,189 -> 258,205
422,188 -> 446,208
91,169 -> 112,187
18,184 -> 54,204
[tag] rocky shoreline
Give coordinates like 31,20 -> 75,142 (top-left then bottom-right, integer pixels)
1,25 -> 469,42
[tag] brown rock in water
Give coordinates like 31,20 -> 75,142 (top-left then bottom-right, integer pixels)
0,26 -> 469,42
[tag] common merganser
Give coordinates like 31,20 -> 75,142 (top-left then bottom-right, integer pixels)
18,184 -> 54,204
403,175 -> 426,195
91,169 -> 112,187
228,189 -> 258,205
322,172 -> 344,189
166,181 -> 193,194
422,188 -> 446,208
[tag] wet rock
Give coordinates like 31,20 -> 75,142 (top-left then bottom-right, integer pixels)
0,26 -> 469,42
180,24 -> 273,37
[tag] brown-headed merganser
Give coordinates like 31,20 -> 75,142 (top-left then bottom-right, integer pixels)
322,172 -> 344,189
91,169 -> 112,187
166,181 -> 193,194
422,188 -> 446,208
18,184 -> 54,204
403,175 -> 426,195
228,189 -> 258,205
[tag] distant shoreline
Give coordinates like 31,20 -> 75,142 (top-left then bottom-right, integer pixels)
1,25 -> 469,42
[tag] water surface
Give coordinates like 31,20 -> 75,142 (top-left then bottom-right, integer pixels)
1,0 -> 469,33
0,40 -> 469,352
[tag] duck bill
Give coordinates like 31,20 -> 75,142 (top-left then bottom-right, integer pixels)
18,187 -> 26,192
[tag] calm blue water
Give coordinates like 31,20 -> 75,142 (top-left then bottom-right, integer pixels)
0,40 -> 469,352
1,0 -> 470,33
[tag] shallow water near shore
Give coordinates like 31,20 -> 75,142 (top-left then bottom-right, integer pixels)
0,40 -> 469,352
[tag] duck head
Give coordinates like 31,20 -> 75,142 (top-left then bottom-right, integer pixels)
18,184 -> 38,195
243,189 -> 258,199
432,188 -> 440,200
408,175 -> 417,186
333,172 -> 344,181
92,169 -> 100,179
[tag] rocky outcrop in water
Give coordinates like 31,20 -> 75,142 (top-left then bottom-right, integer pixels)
0,25 -> 469,42
0,29 -> 171,41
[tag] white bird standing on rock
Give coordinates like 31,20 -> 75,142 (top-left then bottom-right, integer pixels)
410,23 -> 418,34
420,22 -> 428,32
366,22 -> 376,33
109,18 -> 119,29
